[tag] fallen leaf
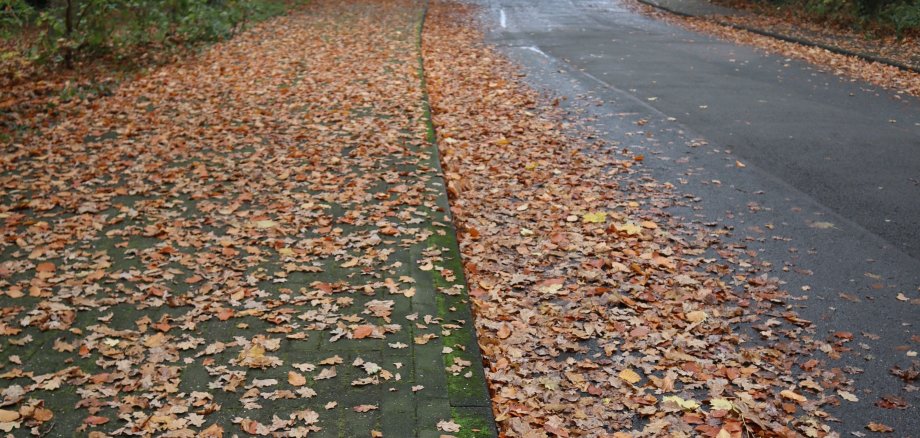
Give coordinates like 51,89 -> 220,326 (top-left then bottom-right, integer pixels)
288,371 -> 307,387
437,420 -> 461,432
618,369 -> 642,384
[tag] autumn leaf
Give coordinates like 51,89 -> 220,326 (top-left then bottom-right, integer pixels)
0,410 -> 19,422
316,367 -> 337,380
353,325 -> 374,339
437,419 -> 462,432
319,355 -> 343,365
254,219 -> 278,229
838,390 -> 859,402
615,222 -> 642,236
35,262 -> 55,273
618,369 -> 642,384
663,396 -> 700,410
709,398 -> 733,411
780,390 -> 806,403
867,422 -> 894,432
288,371 -> 307,387
200,424 -> 224,438
582,212 -> 607,223
84,415 -> 110,426
684,310 -> 707,323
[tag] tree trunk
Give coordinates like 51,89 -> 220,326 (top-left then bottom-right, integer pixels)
64,0 -> 73,69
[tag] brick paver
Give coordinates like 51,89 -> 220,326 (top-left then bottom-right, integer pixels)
0,0 -> 494,436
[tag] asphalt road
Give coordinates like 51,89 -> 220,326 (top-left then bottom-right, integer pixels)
479,0 -> 920,433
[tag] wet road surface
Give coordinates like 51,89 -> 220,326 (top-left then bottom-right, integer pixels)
479,0 -> 920,433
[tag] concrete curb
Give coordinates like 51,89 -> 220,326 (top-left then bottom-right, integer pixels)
415,0 -> 499,436
637,0 -> 920,74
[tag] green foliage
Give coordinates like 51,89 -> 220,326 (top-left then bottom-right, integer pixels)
0,0 -> 36,35
757,0 -> 920,35
8,0 -> 296,66
880,0 -> 920,35
802,0 -> 861,24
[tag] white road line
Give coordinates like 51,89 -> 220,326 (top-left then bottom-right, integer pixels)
500,9 -> 507,28
525,45 -> 549,58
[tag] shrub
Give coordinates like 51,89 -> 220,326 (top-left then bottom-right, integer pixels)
4,0 -> 295,67
880,0 -> 920,36
0,0 -> 36,35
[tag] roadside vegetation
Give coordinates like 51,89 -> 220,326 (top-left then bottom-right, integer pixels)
719,0 -> 920,37
0,0 -> 301,142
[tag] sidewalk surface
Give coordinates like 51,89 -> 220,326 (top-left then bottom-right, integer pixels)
0,0 -> 494,436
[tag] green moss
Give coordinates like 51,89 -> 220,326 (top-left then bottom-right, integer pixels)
451,407 -> 497,438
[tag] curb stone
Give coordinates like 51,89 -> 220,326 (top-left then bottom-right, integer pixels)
415,0 -> 499,437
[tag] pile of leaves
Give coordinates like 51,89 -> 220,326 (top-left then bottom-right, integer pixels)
0,0 -> 467,435
422,1 -> 869,436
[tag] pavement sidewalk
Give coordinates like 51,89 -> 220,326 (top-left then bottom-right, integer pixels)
0,0 -> 494,436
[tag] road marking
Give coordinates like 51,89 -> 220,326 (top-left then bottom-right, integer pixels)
500,9 -> 507,28
525,46 -> 549,58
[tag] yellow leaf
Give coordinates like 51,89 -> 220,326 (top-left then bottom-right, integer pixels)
616,222 -> 642,235
582,212 -> 607,223
663,395 -> 699,410
710,398 -> 733,411
618,368 -> 641,384
254,220 -> 277,229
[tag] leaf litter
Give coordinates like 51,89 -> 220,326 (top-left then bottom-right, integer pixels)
0,0 -> 471,435
420,1 -> 906,436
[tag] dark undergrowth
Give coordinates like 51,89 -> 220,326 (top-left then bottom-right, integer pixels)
716,0 -> 920,37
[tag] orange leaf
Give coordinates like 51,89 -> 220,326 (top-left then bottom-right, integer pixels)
84,415 -> 110,426
288,371 -> 307,387
200,424 -> 224,438
353,325 -> 374,339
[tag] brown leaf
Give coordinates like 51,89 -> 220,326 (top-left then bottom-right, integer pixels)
353,325 -> 374,339
867,422 -> 894,432
288,371 -> 307,387
84,415 -> 110,426
200,424 -> 224,438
